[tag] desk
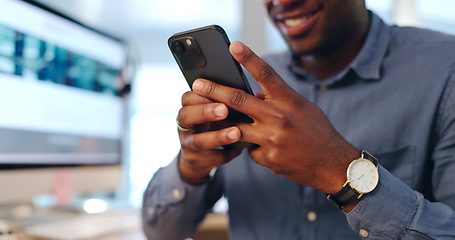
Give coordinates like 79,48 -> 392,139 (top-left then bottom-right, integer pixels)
194,213 -> 229,240
21,225 -> 146,240
82,213 -> 229,240
0,206 -> 146,240
8,212 -> 228,240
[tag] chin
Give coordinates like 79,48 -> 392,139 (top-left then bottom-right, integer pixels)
284,38 -> 317,56
284,32 -> 335,57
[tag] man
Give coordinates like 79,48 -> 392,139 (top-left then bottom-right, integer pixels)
143,0 -> 455,239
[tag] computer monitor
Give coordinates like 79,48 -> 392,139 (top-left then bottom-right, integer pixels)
0,0 -> 128,205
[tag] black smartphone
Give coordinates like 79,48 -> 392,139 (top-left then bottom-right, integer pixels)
169,25 -> 256,148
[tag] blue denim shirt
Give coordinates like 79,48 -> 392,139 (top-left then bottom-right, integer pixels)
143,13 -> 455,239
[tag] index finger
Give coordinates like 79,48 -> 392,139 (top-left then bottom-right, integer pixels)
192,78 -> 267,120
229,41 -> 297,100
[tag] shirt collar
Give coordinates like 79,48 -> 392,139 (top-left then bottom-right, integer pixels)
350,11 -> 390,81
287,11 -> 390,84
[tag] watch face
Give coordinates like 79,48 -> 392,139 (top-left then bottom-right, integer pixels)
347,158 -> 379,194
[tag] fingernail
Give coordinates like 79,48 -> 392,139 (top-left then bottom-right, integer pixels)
227,128 -> 240,141
214,104 -> 226,118
231,41 -> 244,54
192,80 -> 203,91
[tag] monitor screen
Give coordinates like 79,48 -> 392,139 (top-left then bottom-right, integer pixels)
0,0 -> 128,204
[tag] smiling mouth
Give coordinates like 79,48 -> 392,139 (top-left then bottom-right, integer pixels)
282,9 -> 319,27
277,8 -> 322,36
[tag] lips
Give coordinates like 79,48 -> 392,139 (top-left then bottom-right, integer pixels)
277,8 -> 322,37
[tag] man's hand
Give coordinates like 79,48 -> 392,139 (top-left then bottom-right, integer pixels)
190,41 -> 360,194
176,90 -> 243,185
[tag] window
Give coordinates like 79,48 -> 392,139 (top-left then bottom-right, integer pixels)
128,0 -> 242,207
417,0 -> 455,35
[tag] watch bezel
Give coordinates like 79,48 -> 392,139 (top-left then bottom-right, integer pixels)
346,158 -> 379,194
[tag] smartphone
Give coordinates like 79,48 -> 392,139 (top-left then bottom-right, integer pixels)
169,25 -> 256,148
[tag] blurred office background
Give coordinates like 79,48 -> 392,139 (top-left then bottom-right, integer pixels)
34,0 -> 455,207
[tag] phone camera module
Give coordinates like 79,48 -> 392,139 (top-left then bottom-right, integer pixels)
170,36 -> 205,70
171,41 -> 185,55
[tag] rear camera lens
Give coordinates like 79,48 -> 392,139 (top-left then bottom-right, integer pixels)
171,41 -> 185,55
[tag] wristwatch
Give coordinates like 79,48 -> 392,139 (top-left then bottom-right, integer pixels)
327,150 -> 379,209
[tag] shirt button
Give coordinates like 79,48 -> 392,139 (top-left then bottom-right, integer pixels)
147,207 -> 154,216
172,188 -> 181,199
307,211 -> 317,222
359,229 -> 369,238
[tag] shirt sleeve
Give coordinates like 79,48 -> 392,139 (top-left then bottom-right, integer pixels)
142,156 -> 223,240
346,69 -> 455,239
346,166 -> 455,239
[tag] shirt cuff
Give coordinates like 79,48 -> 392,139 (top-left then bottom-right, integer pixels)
142,156 -> 208,223
346,165 -> 418,239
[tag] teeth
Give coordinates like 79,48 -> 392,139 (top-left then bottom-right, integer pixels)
284,16 -> 308,27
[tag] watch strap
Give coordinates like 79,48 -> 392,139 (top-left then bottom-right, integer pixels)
362,150 -> 378,167
327,182 -> 361,209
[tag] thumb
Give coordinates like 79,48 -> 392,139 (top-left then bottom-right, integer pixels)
230,41 -> 297,100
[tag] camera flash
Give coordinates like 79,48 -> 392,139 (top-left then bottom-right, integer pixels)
186,39 -> 192,46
